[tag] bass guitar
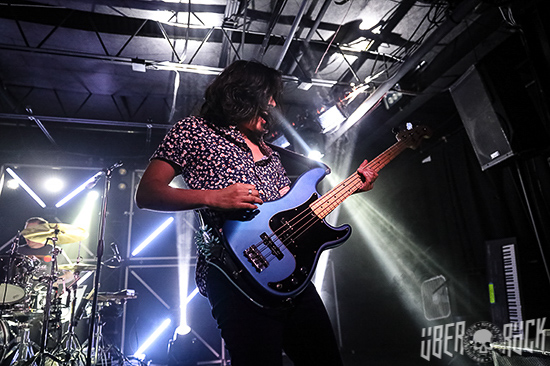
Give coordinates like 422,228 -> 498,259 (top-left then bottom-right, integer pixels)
216,125 -> 432,307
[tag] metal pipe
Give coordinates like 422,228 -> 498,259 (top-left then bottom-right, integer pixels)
326,0 -> 483,147
274,0 -> 309,70
287,0 -> 332,74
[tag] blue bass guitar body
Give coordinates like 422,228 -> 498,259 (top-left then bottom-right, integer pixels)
221,167 -> 351,306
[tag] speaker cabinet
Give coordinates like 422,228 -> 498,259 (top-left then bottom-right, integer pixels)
450,65 -> 515,171
450,33 -> 550,171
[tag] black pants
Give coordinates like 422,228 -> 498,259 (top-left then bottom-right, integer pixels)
205,265 -> 343,366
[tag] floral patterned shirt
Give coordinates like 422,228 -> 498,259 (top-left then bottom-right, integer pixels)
151,116 -> 291,296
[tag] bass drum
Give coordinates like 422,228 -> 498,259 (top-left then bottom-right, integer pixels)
0,254 -> 38,305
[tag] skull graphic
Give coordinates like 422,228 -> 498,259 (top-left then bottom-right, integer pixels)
472,328 -> 493,354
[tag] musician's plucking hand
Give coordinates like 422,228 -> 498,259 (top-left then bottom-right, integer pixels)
356,159 -> 379,192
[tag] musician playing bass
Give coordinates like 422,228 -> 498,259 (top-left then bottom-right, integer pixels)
136,60 -> 377,366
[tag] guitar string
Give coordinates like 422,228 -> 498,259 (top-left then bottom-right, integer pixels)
250,132 -> 418,265
254,140 -> 407,263
255,172 -> 364,262
253,140 -> 408,264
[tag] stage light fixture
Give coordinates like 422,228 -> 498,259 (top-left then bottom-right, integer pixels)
55,171 -> 103,208
318,105 -> 346,134
133,318 -> 172,359
44,177 -> 64,193
6,179 -> 19,190
383,90 -> 403,110
5,167 -> 46,208
132,217 -> 175,256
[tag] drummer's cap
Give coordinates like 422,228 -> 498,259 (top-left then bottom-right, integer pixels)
25,217 -> 48,227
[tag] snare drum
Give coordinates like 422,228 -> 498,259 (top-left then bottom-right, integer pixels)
0,254 -> 37,305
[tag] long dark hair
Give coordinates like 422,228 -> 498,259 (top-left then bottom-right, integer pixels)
200,60 -> 283,127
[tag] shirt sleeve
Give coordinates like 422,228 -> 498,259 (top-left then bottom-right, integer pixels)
151,117 -> 201,170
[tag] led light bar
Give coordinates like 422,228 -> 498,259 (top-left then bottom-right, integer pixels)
6,167 -> 46,208
55,171 -> 103,208
132,217 -> 175,256
133,318 -> 172,357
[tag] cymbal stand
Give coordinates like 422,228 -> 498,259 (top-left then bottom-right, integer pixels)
53,274 -> 86,366
86,161 -> 122,366
3,322 -> 36,365
80,303 -> 128,366
22,231 -> 64,366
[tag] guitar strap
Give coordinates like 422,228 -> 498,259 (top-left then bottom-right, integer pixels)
267,142 -> 329,182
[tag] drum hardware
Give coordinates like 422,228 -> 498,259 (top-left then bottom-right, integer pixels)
80,299 -> 131,366
0,233 -> 38,307
2,322 -> 37,365
0,254 -> 37,306
20,224 -> 88,246
85,289 -> 137,304
0,318 -> 12,362
49,273 -> 88,366
57,264 -> 97,273
17,227 -> 67,366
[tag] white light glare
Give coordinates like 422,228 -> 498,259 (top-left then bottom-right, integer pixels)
308,150 -> 324,161
175,325 -> 191,337
132,217 -> 175,256
55,171 -> 103,208
133,318 -> 172,358
6,168 -> 46,208
177,287 -> 200,335
44,177 -> 64,193
6,179 -> 19,189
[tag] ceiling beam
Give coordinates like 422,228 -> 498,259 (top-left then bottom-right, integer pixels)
325,0 -> 483,147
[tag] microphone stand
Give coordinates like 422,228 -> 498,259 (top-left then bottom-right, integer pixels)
86,161 -> 122,366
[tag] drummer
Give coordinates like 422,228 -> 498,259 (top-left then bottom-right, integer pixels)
18,217 -> 75,291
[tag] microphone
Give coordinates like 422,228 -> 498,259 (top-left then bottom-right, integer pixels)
110,242 -> 122,262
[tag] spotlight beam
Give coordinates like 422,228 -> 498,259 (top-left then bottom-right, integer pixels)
5,167 -> 46,208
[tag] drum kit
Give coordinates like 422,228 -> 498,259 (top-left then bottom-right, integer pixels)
0,222 -> 134,366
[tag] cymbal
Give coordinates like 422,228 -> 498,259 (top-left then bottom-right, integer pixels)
58,263 -> 96,272
21,223 -> 88,244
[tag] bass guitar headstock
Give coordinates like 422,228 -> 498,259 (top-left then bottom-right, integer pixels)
395,124 -> 432,150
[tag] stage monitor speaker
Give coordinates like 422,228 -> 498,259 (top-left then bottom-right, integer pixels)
421,275 -> 451,321
450,65 -> 515,171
